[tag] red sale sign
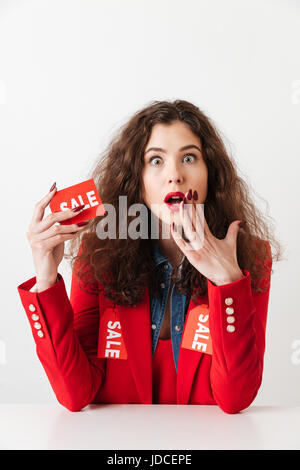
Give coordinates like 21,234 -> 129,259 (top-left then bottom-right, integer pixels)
49,178 -> 106,225
97,308 -> 128,360
181,304 -> 212,355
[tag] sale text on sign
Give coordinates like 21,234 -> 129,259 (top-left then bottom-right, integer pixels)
181,304 -> 212,355
49,178 -> 105,225
98,308 -> 128,359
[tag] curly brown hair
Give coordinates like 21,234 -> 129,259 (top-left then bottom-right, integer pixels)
65,99 -> 284,306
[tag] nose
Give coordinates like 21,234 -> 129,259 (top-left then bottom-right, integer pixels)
167,159 -> 184,184
168,174 -> 183,184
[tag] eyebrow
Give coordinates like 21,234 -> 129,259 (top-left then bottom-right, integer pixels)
144,144 -> 202,155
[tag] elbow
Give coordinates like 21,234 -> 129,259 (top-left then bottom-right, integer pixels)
218,402 -> 247,415
61,402 -> 83,412
65,404 -> 84,413
212,366 -> 263,415
213,381 -> 261,415
216,389 -> 259,415
57,397 -> 87,413
53,381 -> 101,412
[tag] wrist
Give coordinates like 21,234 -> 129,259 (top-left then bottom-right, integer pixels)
36,275 -> 59,292
210,268 -> 244,286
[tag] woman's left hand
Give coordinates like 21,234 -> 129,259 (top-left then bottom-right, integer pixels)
171,190 -> 245,286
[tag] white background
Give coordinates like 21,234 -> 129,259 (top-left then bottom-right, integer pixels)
0,0 -> 299,406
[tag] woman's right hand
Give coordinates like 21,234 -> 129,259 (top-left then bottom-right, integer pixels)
26,182 -> 88,291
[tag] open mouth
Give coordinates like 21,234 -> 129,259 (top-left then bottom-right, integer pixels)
164,192 -> 185,211
165,196 -> 183,205
164,195 -> 185,212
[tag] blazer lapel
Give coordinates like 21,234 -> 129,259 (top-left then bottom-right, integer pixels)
176,295 -> 208,404
117,287 -> 153,404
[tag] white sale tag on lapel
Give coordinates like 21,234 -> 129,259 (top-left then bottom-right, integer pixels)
98,308 -> 128,359
181,304 -> 212,355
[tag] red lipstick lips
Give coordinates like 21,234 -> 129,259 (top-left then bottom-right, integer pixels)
164,191 -> 185,203
164,191 -> 185,212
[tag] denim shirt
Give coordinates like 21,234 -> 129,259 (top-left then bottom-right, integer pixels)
149,241 -> 190,372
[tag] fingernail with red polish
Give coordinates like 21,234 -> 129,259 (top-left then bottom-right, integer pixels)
238,221 -> 246,228
77,221 -> 89,227
187,189 -> 192,200
72,205 -> 85,212
49,182 -> 56,192
193,190 -> 198,201
172,222 -> 177,232
183,196 -> 187,204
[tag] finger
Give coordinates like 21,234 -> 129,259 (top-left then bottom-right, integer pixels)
225,220 -> 241,245
188,200 -> 212,246
42,232 -> 78,251
179,200 -> 203,251
196,202 -> 211,238
179,198 -> 196,242
35,221 -> 88,241
35,206 -> 86,234
191,201 -> 205,247
170,222 -> 189,255
186,199 -> 203,233
31,184 -> 57,225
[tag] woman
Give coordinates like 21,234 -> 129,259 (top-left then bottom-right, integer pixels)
17,100 -> 282,413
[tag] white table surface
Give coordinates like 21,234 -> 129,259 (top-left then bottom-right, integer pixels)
0,404 -> 299,450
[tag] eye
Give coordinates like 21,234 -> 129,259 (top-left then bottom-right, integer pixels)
149,156 -> 162,166
149,153 -> 197,166
183,153 -> 197,163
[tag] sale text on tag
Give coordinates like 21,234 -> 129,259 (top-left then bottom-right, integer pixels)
98,308 -> 128,359
181,304 -> 212,355
49,178 -> 106,225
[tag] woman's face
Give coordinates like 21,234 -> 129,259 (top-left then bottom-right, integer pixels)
141,120 -> 208,228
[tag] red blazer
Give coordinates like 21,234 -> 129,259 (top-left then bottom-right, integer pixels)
17,248 -> 272,414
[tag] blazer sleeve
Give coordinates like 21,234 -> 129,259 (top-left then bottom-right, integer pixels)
17,270 -> 105,412
207,242 -> 272,414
